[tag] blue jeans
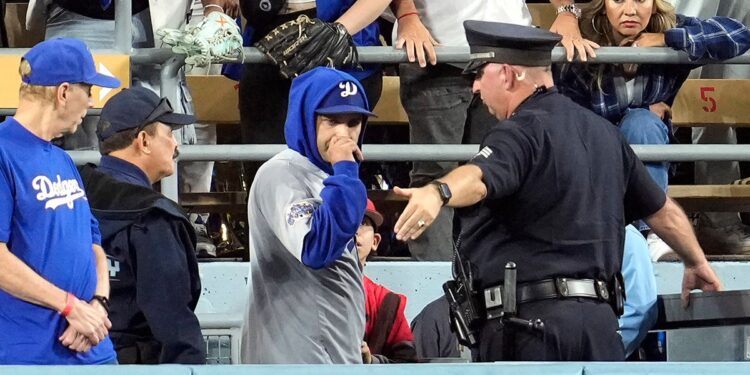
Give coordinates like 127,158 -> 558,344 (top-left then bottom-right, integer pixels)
619,108 -> 670,231
619,108 -> 670,192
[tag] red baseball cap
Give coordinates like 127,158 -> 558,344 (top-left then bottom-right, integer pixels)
364,199 -> 383,228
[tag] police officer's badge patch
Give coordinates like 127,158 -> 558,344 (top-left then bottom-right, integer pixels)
470,146 -> 494,162
477,146 -> 493,158
287,200 -> 317,225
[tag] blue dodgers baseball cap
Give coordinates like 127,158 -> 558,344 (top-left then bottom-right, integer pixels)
97,87 -> 195,141
315,80 -> 377,117
21,38 -> 121,88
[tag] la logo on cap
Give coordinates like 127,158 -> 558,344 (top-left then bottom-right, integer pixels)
339,81 -> 357,98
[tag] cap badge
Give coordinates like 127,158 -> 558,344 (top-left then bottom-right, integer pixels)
339,81 -> 358,98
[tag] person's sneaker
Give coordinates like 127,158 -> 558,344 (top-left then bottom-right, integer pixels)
695,215 -> 750,255
646,232 -> 678,262
193,222 -> 217,258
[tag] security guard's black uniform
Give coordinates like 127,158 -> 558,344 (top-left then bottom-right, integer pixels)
457,21 -> 666,361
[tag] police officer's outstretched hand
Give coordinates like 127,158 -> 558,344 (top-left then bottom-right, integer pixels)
393,185 -> 442,241
681,260 -> 723,308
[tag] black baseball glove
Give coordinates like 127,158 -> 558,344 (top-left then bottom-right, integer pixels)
255,14 -> 359,79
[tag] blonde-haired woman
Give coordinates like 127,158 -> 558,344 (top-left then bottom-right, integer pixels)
554,0 -> 750,235
582,0 -> 678,51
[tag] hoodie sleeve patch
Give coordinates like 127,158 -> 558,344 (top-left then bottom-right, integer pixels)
287,199 -> 318,225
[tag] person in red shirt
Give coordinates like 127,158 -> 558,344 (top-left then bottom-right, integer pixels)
357,199 -> 418,364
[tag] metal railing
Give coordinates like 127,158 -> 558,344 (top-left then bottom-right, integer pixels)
70,144 -> 750,201
69,144 -> 750,163
2,0 -> 750,201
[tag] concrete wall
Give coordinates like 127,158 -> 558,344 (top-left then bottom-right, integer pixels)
196,261 -> 750,324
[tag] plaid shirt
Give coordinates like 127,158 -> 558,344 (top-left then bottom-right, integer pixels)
554,15 -> 750,125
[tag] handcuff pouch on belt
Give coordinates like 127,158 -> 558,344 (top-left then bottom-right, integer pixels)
610,272 -> 626,316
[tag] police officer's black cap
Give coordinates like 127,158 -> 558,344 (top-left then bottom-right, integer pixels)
463,20 -> 561,73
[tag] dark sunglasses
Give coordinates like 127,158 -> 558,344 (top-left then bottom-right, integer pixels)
137,97 -> 174,131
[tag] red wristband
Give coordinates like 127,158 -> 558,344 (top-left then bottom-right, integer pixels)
60,292 -> 75,317
397,12 -> 419,21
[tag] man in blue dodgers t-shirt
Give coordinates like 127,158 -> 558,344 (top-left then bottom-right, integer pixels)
0,38 -> 120,364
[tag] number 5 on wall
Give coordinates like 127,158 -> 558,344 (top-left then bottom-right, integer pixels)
700,87 -> 717,112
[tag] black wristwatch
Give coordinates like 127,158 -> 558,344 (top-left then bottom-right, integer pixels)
91,295 -> 110,314
429,181 -> 452,206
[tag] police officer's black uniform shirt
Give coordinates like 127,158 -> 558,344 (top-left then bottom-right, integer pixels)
463,87 -> 666,288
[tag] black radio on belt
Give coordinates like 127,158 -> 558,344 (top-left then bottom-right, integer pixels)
442,260 -> 483,348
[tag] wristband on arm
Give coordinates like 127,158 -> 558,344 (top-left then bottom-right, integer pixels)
60,292 -> 75,317
397,12 -> 419,21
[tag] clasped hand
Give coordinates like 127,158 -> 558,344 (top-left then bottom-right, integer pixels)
59,299 -> 111,353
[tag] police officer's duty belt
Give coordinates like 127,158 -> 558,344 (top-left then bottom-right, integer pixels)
483,277 -> 612,307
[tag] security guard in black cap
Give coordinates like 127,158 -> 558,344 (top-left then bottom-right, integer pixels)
393,21 -> 722,361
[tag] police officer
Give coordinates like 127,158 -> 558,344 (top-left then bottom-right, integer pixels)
394,21 -> 722,361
